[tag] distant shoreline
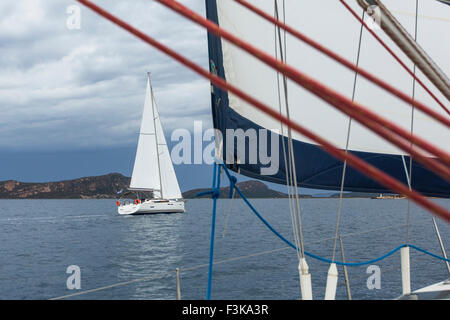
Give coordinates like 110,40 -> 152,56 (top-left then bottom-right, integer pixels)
0,173 -> 405,200
0,197 -> 408,200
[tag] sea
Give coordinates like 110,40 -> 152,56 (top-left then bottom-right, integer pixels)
0,198 -> 448,300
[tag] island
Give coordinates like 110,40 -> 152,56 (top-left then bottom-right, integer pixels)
0,173 -> 306,199
0,173 -> 402,199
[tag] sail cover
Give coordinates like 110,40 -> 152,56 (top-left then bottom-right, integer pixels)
205,0 -> 450,197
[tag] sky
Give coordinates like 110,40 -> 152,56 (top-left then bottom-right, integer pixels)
0,0 -> 217,191
0,1 -> 210,153
0,0 -> 448,193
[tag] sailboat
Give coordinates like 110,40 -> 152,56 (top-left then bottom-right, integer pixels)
117,73 -> 185,215
77,0 -> 449,300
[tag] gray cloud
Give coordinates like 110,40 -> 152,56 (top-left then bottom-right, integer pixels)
3,0 -> 447,155
0,0 -> 211,151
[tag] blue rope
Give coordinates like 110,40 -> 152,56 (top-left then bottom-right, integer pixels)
409,244 -> 450,263
194,189 -> 220,199
202,162 -> 450,297
307,245 -> 406,266
206,163 -> 221,300
217,162 -> 450,266
229,175 -> 237,199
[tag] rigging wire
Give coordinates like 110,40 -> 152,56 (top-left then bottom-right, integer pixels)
339,0 -> 450,115
220,162 -> 450,266
392,10 -> 450,23
229,0 -> 450,191
158,1 -> 450,174
405,0 -> 421,246
75,0 -> 450,221
54,0 -> 450,300
156,0 -> 450,179
206,162 -> 221,300
407,1 -> 450,275
153,0 -> 450,175
233,0 -> 450,127
274,0 -> 301,262
331,9 -> 366,263
48,217 -> 442,300
281,8 -> 307,263
274,0 -> 305,262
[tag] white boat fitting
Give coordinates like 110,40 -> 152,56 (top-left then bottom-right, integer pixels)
398,278 -> 450,300
116,73 -> 185,215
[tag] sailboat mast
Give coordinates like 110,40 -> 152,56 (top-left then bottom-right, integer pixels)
148,72 -> 164,199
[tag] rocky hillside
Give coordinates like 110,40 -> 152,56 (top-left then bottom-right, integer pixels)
182,180 -> 312,199
0,173 -> 130,199
0,174 -> 314,199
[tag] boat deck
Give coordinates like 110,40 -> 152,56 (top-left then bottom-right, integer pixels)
397,278 -> 450,300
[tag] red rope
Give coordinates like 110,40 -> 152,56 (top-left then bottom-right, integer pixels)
75,0 -> 450,222
154,0 -> 450,180
234,0 -> 450,128
339,0 -> 450,115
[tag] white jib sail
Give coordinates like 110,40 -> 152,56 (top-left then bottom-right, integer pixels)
153,97 -> 183,199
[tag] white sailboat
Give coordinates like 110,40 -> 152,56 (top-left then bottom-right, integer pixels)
117,73 -> 185,215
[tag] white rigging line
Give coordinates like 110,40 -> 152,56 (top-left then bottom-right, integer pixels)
403,0 -> 420,246
404,0 -> 450,275
49,272 -> 174,300
274,0 -> 303,262
391,10 -> 450,23
274,1 -> 313,300
331,10 -> 365,263
280,0 -> 305,260
0,214 -> 109,223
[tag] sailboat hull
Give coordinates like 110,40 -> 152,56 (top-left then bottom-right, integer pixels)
117,199 -> 185,215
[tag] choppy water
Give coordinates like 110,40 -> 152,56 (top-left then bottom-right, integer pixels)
0,198 -> 448,300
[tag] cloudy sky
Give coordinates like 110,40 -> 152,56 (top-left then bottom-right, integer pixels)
0,0 -> 210,151
0,0 -> 217,190
0,0 -> 448,193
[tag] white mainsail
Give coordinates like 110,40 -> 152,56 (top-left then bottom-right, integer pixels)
129,76 -> 182,200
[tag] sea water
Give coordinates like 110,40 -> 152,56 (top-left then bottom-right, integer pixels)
0,198 -> 448,300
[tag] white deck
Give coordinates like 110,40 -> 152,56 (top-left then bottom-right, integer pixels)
398,278 -> 450,300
